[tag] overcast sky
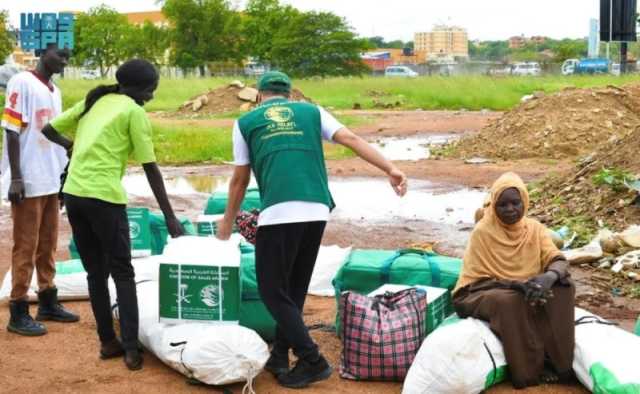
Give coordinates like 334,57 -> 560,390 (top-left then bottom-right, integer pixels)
5,0 -> 608,41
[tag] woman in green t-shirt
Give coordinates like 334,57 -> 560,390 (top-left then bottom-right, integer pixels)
42,59 -> 184,371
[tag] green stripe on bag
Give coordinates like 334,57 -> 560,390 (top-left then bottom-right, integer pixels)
590,363 -> 640,394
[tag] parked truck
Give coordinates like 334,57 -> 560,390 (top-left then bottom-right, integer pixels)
561,58 -> 610,75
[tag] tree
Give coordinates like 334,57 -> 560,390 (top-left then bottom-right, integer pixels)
469,40 -> 510,61
553,39 -> 588,62
366,36 -> 385,48
0,10 -> 14,65
163,0 -> 243,76
242,0 -> 299,64
73,5 -> 131,77
123,21 -> 170,66
269,11 -> 368,77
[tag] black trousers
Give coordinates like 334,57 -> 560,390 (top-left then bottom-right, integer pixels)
64,194 -> 139,350
255,221 -> 326,360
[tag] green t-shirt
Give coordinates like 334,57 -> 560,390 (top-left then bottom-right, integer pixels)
51,94 -> 156,204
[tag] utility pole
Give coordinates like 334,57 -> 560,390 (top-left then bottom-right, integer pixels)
620,42 -> 628,73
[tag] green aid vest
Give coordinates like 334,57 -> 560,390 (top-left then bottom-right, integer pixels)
238,98 -> 335,211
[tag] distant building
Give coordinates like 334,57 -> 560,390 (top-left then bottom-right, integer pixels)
530,36 -> 546,45
414,25 -> 469,61
509,35 -> 526,49
509,35 -> 547,49
124,11 -> 168,28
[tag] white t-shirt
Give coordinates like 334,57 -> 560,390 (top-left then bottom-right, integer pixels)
233,102 -> 345,226
1,71 -> 68,200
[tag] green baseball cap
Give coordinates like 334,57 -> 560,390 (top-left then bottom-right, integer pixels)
258,71 -> 291,93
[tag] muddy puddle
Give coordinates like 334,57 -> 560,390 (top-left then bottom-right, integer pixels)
123,172 -> 486,227
371,134 -> 458,161
123,173 -> 234,196
330,177 -> 486,225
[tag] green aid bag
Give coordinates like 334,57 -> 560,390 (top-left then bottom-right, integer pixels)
159,262 -> 240,324
149,212 -> 196,255
70,211 -> 194,258
332,248 -> 462,334
238,250 -> 276,341
127,207 -> 152,257
204,188 -> 261,215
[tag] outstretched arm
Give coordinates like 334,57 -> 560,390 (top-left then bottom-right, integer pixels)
333,127 -> 408,196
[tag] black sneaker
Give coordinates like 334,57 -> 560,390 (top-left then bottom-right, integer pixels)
264,350 -> 289,376
277,354 -> 332,389
124,349 -> 143,371
100,338 -> 125,359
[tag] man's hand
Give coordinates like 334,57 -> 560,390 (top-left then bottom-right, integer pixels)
524,271 -> 558,306
8,179 -> 25,204
388,167 -> 408,197
166,216 -> 185,238
216,219 -> 233,241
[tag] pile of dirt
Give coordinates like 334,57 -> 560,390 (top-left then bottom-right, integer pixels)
530,125 -> 640,233
454,84 -> 640,160
176,80 -> 312,116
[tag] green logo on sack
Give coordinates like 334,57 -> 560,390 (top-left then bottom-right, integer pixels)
129,221 -> 141,239
200,284 -> 223,307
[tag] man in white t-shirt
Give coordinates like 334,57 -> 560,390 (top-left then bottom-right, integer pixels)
217,71 -> 407,389
1,43 -> 79,337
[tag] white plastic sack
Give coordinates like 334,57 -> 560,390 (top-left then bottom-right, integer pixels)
563,240 -> 603,265
111,280 -> 268,390
573,308 -> 640,393
0,256 -> 164,304
0,260 -> 87,303
308,245 -> 352,296
162,234 -> 242,265
402,316 -> 507,394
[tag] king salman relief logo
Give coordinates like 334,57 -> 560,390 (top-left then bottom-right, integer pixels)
264,106 -> 294,123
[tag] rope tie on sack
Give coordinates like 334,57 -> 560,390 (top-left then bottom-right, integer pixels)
242,364 -> 257,394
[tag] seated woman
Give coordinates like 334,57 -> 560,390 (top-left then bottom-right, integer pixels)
453,172 -> 574,389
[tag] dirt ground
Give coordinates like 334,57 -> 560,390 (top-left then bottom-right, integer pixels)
0,110 -> 637,394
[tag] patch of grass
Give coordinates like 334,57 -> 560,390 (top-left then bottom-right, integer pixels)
151,121 -> 354,165
56,74 -> 640,113
324,143 -> 356,160
57,77 -> 231,112
335,114 -> 376,128
151,122 -> 232,165
554,213 -> 598,246
592,167 -> 636,192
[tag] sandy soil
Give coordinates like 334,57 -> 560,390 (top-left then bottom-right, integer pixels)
0,110 -> 636,394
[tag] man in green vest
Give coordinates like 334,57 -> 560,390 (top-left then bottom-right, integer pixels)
217,71 -> 407,389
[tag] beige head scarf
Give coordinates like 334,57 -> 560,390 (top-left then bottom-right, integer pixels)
454,172 -> 562,293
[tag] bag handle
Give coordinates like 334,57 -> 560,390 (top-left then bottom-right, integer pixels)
380,249 -> 441,287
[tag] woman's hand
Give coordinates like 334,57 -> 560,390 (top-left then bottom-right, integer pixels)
216,219 -> 233,241
524,271 -> 558,306
166,216 -> 185,238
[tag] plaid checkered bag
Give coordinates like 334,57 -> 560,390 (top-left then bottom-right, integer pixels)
339,288 -> 427,381
235,209 -> 259,244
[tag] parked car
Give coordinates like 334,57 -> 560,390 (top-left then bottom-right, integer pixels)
244,61 -> 266,77
511,62 -> 541,76
80,69 -> 100,80
384,65 -> 418,77
610,63 -> 621,76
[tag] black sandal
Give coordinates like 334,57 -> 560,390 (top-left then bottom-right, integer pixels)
539,367 -> 560,384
